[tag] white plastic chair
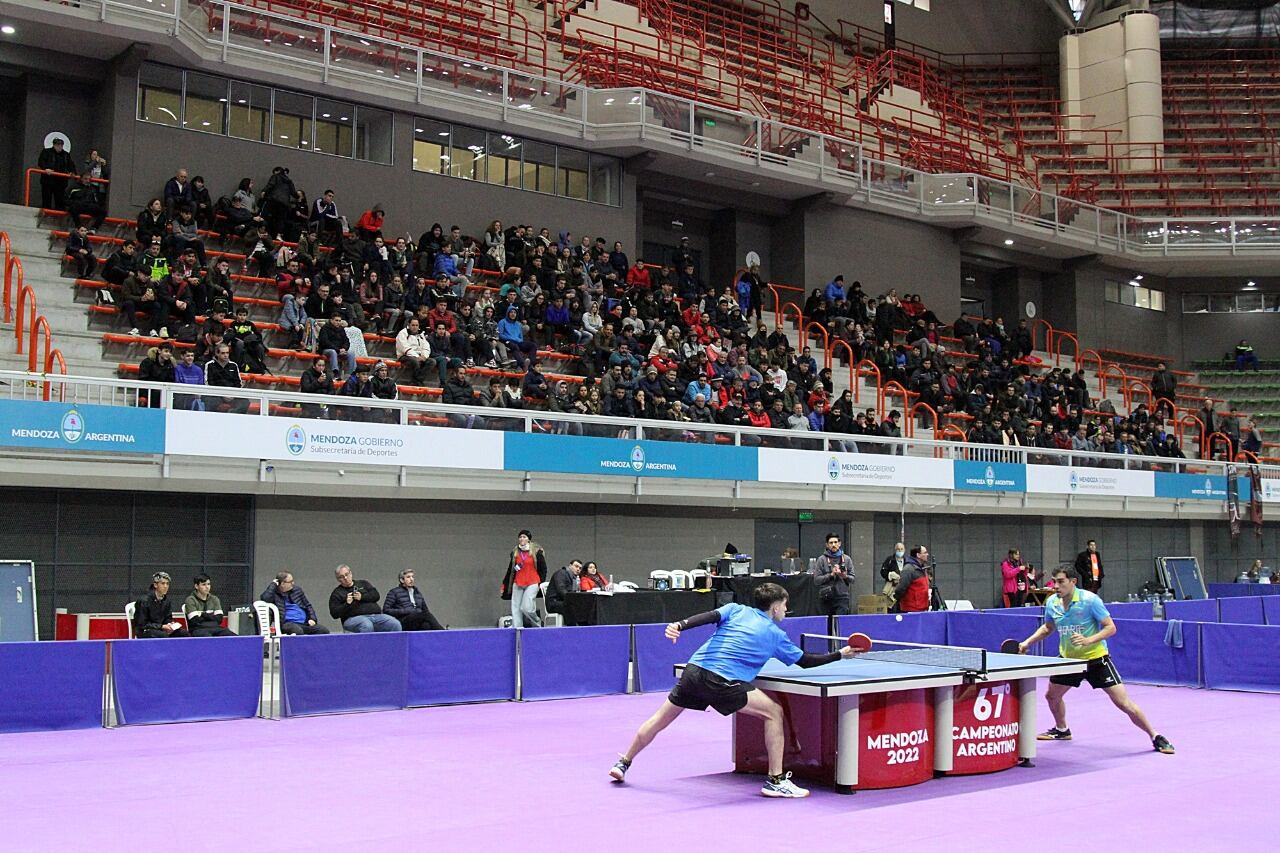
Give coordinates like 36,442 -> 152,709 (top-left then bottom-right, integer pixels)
690,569 -> 710,589
251,601 -> 281,638
124,601 -> 136,639
649,570 -> 672,590
669,570 -> 692,589
537,581 -> 563,627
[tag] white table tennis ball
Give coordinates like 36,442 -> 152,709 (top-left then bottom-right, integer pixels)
895,614 -> 903,621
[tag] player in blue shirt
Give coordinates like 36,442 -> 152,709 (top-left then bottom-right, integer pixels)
1017,565 -> 1174,754
609,583 -> 855,798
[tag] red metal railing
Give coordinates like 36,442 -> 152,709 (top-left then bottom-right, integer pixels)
853,359 -> 881,411
1207,432 -> 1233,461
15,285 -> 36,355
23,168 -> 110,208
1053,331 -> 1079,369
44,348 -> 67,402
802,321 -> 832,369
1031,318 -> 1054,354
28,316 -> 51,374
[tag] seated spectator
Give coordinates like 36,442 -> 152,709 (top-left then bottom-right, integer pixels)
329,564 -> 401,633
300,357 -> 333,419
318,313 -> 357,380
137,341 -> 175,408
498,306 -> 537,369
136,198 -> 169,246
66,173 -> 107,231
189,175 -> 214,228
163,167 -> 192,217
183,573 -> 235,637
354,203 -> 385,241
227,305 -> 269,375
579,561 -> 609,591
132,572 -> 190,638
173,348 -> 205,411
259,572 -> 329,634
309,188 -> 345,241
382,569 -> 445,631
204,343 -> 250,414
432,244 -> 470,298
66,223 -> 97,279
545,559 -> 583,617
102,240 -> 138,287
1235,339 -> 1259,372
166,207 -> 207,267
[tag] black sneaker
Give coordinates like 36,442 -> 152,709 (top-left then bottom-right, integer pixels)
1152,734 -> 1175,755
609,756 -> 631,782
1037,727 -> 1072,741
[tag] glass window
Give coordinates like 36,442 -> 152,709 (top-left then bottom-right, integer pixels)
355,107 -> 393,164
138,64 -> 182,127
486,132 -> 522,187
1208,294 -> 1234,313
1150,289 -> 1165,312
1182,294 -> 1209,313
449,125 -> 487,181
183,73 -> 227,134
314,99 -> 354,157
1119,285 -> 1136,306
412,121 -> 450,174
558,148 -> 589,200
590,155 -> 620,205
1265,294 -> 1280,312
272,91 -> 314,150
1134,287 -> 1151,309
1104,280 -> 1119,302
521,140 -> 557,194
228,81 -> 270,142
1237,292 -> 1264,312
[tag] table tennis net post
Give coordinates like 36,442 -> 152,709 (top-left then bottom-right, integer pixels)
800,634 -> 988,674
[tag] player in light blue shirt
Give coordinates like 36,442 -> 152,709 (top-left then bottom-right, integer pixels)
609,583 -> 855,798
1018,565 -> 1174,755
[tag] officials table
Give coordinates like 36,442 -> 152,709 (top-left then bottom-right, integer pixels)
711,574 -> 821,616
677,645 -> 1084,793
563,590 -> 714,626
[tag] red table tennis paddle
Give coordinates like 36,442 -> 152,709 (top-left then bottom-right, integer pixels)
1000,639 -> 1024,655
848,632 -> 872,652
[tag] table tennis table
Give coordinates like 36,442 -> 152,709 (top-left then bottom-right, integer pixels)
675,638 -> 1085,793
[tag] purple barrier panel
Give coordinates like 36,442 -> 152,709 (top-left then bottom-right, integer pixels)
0,641 -> 105,733
114,636 -> 262,725
945,611 -> 1047,655
1101,601 -> 1157,620
1218,597 -> 1266,626
835,611 -> 948,646
282,633 -> 407,717
406,629 -> 515,706
1108,619 -> 1202,688
1163,599 -> 1219,623
780,615 -> 831,651
520,625 -> 630,701
1264,597 -> 1280,626
633,622 -> 716,693
1202,623 -> 1280,692
1208,583 -> 1253,598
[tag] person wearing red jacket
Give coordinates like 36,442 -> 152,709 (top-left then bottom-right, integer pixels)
1001,548 -> 1030,608
626,262 -> 652,290
893,546 -> 932,613
354,204 -> 385,240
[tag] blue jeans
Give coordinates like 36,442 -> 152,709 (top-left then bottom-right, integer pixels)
324,348 -> 357,375
343,613 -> 402,633
511,583 -> 542,628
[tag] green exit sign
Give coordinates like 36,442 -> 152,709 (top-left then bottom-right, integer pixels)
798,510 -> 815,523
703,118 -> 716,127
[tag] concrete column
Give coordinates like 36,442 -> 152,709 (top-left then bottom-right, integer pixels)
1122,12 -> 1164,172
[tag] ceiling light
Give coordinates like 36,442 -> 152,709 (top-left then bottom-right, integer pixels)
321,113 -> 331,118
1003,239 -> 1014,246
1246,280 -> 1257,287
1,25 -> 16,35
1134,274 -> 1143,280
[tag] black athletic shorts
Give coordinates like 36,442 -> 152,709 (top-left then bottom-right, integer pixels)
1050,655 -> 1122,690
668,664 -> 754,715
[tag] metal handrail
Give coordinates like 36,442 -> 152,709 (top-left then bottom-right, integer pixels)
23,168 -> 111,208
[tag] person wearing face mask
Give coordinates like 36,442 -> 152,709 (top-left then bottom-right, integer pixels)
500,529 -> 548,628
812,532 -> 855,616
609,583 -> 857,798
880,542 -> 906,598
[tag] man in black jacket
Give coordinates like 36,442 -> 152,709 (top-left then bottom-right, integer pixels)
132,572 -> 191,638
38,137 -> 75,209
382,569 -> 444,630
545,560 -> 582,622
260,572 -> 329,634
1150,363 -> 1178,406
329,564 -> 401,633
204,343 -> 250,413
103,241 -> 138,286
1074,540 -> 1104,594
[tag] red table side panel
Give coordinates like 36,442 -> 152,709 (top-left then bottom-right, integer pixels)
948,681 -> 1021,775
855,689 -> 934,789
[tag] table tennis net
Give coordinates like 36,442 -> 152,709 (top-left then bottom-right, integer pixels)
800,635 -> 988,673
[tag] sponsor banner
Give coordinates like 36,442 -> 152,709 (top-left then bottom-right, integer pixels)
953,460 -> 1026,492
0,400 -> 164,454
165,409 -> 503,468
1026,464 -> 1155,498
757,448 -> 953,489
856,689 -> 935,789
502,433 -> 757,480
948,682 -> 1020,775
1260,478 -> 1280,504
1153,472 -> 1228,501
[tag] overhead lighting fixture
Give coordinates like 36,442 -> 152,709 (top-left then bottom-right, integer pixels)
1134,274 -> 1143,280
1246,280 -> 1257,288
1,25 -> 16,35
1003,239 -> 1014,246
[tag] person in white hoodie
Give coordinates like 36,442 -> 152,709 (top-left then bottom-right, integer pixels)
395,316 -> 432,386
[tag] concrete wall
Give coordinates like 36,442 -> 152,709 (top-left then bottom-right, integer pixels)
801,0 -> 1064,57
803,204 -> 962,319
1165,276 -> 1280,365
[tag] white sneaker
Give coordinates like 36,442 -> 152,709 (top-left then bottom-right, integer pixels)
158,326 -> 169,339
608,756 -> 630,782
148,329 -> 158,337
761,772 -> 809,798
128,328 -> 140,336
